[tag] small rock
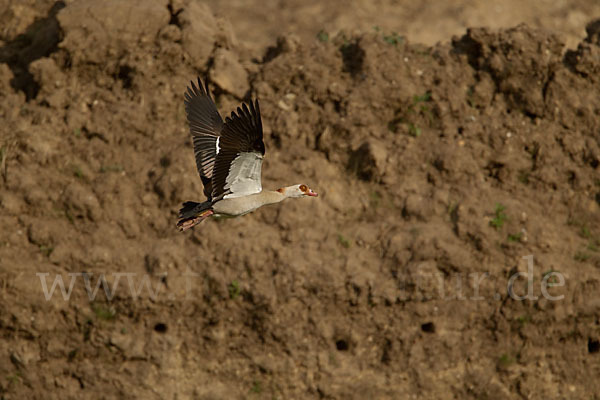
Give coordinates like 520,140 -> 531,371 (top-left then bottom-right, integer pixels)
27,222 -> 53,246
159,24 -> 182,42
348,139 -> 387,181
179,1 -> 218,67
403,194 -> 432,219
46,336 -> 66,357
215,17 -> 238,48
63,182 -> 101,221
210,48 -> 249,98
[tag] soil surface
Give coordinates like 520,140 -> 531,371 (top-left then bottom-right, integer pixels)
1,1 -> 600,399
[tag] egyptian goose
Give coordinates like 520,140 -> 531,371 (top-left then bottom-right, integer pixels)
177,78 -> 318,231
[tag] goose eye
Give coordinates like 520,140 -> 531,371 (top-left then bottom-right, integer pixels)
299,184 -> 307,192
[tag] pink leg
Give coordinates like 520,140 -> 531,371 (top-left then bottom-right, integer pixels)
177,210 -> 213,232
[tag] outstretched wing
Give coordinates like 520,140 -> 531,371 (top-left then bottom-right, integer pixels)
211,99 -> 265,200
184,78 -> 224,199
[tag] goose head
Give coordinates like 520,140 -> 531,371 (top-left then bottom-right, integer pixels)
278,184 -> 318,198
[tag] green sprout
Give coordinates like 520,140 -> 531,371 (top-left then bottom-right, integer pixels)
337,234 -> 351,249
383,32 -> 403,46
250,380 -> 262,394
92,304 -> 116,321
73,165 -> 84,180
228,280 -> 241,300
408,123 -> 421,137
498,353 -> 514,368
574,251 -> 590,262
507,232 -> 522,242
316,30 -> 329,42
490,204 -> 507,230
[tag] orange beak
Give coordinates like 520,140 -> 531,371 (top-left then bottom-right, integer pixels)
307,189 -> 318,197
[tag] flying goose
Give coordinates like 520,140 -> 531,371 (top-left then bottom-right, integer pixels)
177,78 -> 318,231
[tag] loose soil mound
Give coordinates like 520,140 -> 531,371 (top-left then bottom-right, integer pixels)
1,1 -> 599,399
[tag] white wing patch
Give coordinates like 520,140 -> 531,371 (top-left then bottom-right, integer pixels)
223,152 -> 263,198
216,137 -> 221,154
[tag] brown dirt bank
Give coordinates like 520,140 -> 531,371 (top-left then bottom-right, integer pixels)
1,1 -> 600,399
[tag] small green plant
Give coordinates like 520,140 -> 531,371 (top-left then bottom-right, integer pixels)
328,352 -> 340,367
39,245 -> 54,257
92,304 -> 116,320
382,32 -> 403,46
228,280 -> 240,300
580,225 -> 592,239
517,170 -> 530,184
408,123 -> 421,137
447,202 -> 459,225
574,251 -> 590,262
337,234 -> 351,248
316,30 -> 329,42
100,164 -> 124,173
466,87 -> 475,108
410,92 -> 433,121
73,165 -> 84,180
250,380 -> 262,394
413,92 -> 431,104
543,270 -> 558,284
369,191 -> 381,208
516,315 -> 530,325
73,128 -> 82,137
498,353 -> 514,368
388,91 -> 433,135
64,209 -> 75,224
6,371 -> 22,385
447,202 -> 457,215
507,232 -> 522,242
490,204 -> 507,230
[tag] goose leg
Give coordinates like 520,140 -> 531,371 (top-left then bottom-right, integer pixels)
177,209 -> 214,232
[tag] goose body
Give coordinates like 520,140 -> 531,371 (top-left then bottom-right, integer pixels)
177,78 -> 317,231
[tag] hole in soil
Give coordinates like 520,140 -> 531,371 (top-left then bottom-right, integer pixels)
381,338 -> 392,364
421,322 -> 436,333
333,100 -> 343,114
485,161 -> 504,182
335,339 -> 349,351
117,65 -> 134,90
567,170 -> 577,187
159,155 -> 171,168
0,1 -> 65,100
589,338 -> 600,354
340,40 -> 365,78
154,323 -> 168,333
451,33 -> 482,70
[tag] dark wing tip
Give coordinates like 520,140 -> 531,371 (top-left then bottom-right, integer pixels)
186,77 -> 211,99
